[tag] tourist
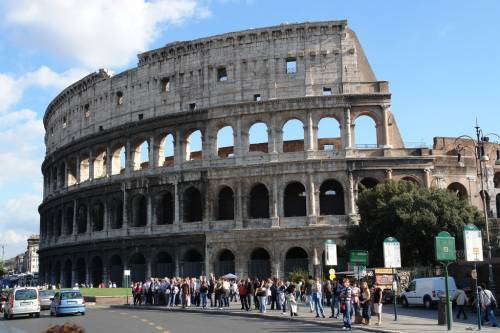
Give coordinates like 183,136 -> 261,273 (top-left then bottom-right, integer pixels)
453,286 -> 468,320
330,279 -> 341,318
479,284 -> 497,327
360,281 -> 371,326
200,279 -> 208,309
285,283 -> 298,317
312,277 -> 325,318
351,281 -> 361,323
340,278 -> 352,331
245,278 -> 254,310
305,276 -> 314,312
255,280 -> 268,313
372,282 -> 383,325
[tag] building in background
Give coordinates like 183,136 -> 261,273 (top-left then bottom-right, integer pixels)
25,235 -> 40,274
14,254 -> 25,274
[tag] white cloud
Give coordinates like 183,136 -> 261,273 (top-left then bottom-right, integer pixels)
2,0 -> 211,68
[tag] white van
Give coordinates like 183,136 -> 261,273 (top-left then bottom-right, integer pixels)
3,287 -> 41,319
400,277 -> 457,309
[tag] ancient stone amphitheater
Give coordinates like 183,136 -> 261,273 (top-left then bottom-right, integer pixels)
39,20 -> 500,287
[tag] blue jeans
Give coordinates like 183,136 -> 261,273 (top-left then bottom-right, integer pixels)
258,296 -> 267,313
343,302 -> 352,329
482,304 -> 498,326
200,292 -> 207,308
331,296 -> 340,317
313,293 -> 324,316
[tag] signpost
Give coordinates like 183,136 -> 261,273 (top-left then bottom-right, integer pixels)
124,269 -> 131,305
349,250 -> 368,281
464,224 -> 483,330
383,237 -> 401,321
435,231 -> 456,331
325,240 -> 337,266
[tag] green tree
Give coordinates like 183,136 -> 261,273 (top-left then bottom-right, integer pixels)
345,180 -> 483,267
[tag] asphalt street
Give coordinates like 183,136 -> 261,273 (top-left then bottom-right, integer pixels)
0,307 -> 365,333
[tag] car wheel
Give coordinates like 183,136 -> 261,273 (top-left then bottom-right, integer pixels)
401,296 -> 409,308
50,311 -> 54,317
81,312 -> 85,316
3,312 -> 7,319
35,313 -> 40,318
29,313 -> 33,318
423,296 -> 432,309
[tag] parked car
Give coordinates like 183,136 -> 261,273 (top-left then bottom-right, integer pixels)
3,287 -> 40,319
383,288 -> 394,304
400,277 -> 457,309
50,290 -> 85,316
39,290 -> 55,310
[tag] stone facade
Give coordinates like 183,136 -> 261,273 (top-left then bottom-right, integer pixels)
38,20 -> 500,287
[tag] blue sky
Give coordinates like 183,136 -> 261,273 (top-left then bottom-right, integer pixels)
0,0 -> 499,259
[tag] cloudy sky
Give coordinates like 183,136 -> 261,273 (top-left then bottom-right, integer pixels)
0,0 -> 499,258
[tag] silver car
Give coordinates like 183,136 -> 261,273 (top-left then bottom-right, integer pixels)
3,287 -> 40,319
39,290 -> 55,310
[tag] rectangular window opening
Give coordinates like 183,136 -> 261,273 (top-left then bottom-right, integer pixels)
161,78 -> 170,92
323,87 -> 333,96
217,67 -> 228,81
286,58 -> 297,74
324,144 -> 334,151
189,103 -> 196,111
254,94 -> 261,102
138,114 -> 144,120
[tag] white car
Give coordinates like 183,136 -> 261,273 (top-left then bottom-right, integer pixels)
400,277 -> 457,309
3,287 -> 41,319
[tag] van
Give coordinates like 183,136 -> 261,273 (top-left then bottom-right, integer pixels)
3,287 -> 41,319
400,277 -> 457,309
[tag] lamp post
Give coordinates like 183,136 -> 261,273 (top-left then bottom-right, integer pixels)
455,121 -> 500,296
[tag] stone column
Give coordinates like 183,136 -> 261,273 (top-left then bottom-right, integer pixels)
269,115 -> 280,159
174,181 -> 180,230
88,150 -> 94,181
272,177 -> 280,227
63,160 -> 69,188
174,129 -> 183,169
122,183 -> 128,228
202,129 -> 212,167
103,199 -> 109,232
146,256 -> 152,280
305,112 -> 317,153
347,170 -> 356,215
203,187 -> 210,223
106,146 -> 112,177
424,168 -> 432,188
343,108 -> 352,149
235,181 -> 243,229
86,200 -> 91,235
385,169 -> 393,180
174,252 -> 180,277
75,155 -> 81,184
307,173 -> 317,225
381,104 -> 391,148
125,139 -> 132,175
147,193 -> 153,227
149,136 -> 157,168
235,117 -> 243,163
72,200 -> 78,236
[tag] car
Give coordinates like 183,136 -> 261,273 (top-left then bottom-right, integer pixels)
400,277 -> 457,309
3,287 -> 41,319
39,290 -> 55,310
50,290 -> 85,316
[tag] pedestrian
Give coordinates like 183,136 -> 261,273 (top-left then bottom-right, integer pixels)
255,280 -> 268,313
312,277 -> 326,318
200,279 -> 208,309
340,278 -> 352,331
246,278 -> 254,311
285,283 -> 298,317
305,276 -> 314,312
360,281 -> 371,326
330,279 -> 341,318
181,279 -> 190,308
351,281 -> 361,323
277,280 -> 286,313
479,284 -> 497,327
372,282 -> 383,326
270,279 -> 277,310
453,286 -> 468,320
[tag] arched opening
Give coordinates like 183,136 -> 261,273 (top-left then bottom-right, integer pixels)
157,192 -> 174,225
249,122 -> 268,153
75,258 -> 86,285
217,186 -> 234,220
249,248 -> 271,279
52,167 -> 58,190
155,252 -> 174,278
284,247 -> 309,277
494,172 -> 500,189
447,182 -> 468,201
67,158 -> 77,186
401,176 -> 420,186
282,119 -> 304,152
354,115 -> 378,148
77,204 -> 87,234
91,201 -> 104,231
129,253 -> 146,283
90,257 -> 103,287
358,177 -> 379,193
111,145 -> 126,175
55,211 -> 62,237
64,206 -> 73,235
249,183 -> 269,218
132,195 -> 147,227
110,198 -> 123,229
109,255 -> 123,287
183,187 -> 202,222
186,130 -> 202,161
181,249 -> 203,277
93,149 -> 107,178
480,191 -> 492,217
79,153 -> 90,182
217,126 -> 234,158
63,260 -> 72,288
317,117 -> 341,151
58,162 -> 66,187
160,134 -> 175,167
53,261 -> 61,285
320,180 -> 345,215
284,182 -> 307,217
133,140 -> 149,170
497,194 -> 500,218
215,249 -> 235,277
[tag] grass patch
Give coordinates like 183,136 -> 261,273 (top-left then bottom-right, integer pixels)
59,288 -> 131,297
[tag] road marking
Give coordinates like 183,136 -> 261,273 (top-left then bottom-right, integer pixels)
119,312 -> 127,315
148,322 -> 155,326
155,326 -> 163,330
131,315 -> 138,319
141,318 -> 148,322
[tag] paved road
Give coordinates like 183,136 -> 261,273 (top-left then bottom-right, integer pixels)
0,307 -> 365,333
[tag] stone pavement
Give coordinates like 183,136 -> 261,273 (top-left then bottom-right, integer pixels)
110,302 -> 499,333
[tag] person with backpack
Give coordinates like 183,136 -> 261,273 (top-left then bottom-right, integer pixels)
479,284 -> 497,327
453,286 -> 469,320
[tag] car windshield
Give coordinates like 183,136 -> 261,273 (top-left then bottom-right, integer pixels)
39,290 -> 55,297
15,289 -> 37,300
61,292 -> 82,300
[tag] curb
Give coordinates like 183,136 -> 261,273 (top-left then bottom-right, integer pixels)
110,305 -> 401,333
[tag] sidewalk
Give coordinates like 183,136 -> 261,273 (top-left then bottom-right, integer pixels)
109,302 -> 498,333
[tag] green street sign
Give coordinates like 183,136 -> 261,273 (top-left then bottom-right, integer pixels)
349,250 -> 369,266
435,231 -> 456,262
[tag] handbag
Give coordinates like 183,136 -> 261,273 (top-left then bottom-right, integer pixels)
340,303 -> 346,313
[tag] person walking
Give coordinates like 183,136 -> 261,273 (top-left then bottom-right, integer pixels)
351,281 -> 361,323
360,281 -> 371,326
453,287 -> 468,320
340,278 -> 352,331
372,282 -> 383,326
181,278 -> 190,308
285,283 -> 298,317
305,276 -> 314,313
239,280 -> 249,310
255,280 -> 268,313
330,279 -> 341,318
245,278 -> 254,311
312,277 -> 326,318
200,280 -> 208,309
479,284 -> 497,327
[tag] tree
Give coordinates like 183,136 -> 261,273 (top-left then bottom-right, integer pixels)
345,180 -> 483,267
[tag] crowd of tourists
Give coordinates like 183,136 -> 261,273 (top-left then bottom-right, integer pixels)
130,274 -> 389,331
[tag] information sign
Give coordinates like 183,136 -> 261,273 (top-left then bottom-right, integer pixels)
464,225 -> 483,262
325,240 -> 337,266
383,237 -> 401,268
349,250 -> 369,266
435,231 -> 456,262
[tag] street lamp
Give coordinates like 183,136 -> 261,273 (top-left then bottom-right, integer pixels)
454,121 -> 499,296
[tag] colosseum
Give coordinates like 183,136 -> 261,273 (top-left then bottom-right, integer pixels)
39,20 -> 500,287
